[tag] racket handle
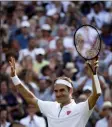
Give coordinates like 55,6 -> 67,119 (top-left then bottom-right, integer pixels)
93,75 -> 102,94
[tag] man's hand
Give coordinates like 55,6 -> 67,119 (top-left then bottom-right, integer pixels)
9,57 -> 16,77
86,57 -> 99,75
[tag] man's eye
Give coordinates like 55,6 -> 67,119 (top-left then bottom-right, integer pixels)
54,90 -> 58,93
60,89 -> 65,92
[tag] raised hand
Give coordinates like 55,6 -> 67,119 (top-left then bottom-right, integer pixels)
9,57 -> 16,77
86,56 -> 99,75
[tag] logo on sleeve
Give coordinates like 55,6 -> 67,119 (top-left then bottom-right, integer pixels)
67,111 -> 71,115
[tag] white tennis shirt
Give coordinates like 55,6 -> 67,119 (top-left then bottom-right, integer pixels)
38,99 -> 93,127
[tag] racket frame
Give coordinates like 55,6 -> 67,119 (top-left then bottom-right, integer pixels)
74,24 -> 102,60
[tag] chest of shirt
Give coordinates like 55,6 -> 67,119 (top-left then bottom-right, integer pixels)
47,111 -> 84,127
21,116 -> 41,127
48,104 -> 81,119
46,105 -> 89,127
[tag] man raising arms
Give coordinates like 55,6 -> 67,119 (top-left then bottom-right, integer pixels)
9,57 -> 101,127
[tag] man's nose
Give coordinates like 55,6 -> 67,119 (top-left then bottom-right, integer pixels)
56,91 -> 61,97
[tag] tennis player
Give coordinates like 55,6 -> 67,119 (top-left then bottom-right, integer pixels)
9,57 -> 101,127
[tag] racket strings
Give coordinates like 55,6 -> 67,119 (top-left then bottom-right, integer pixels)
74,25 -> 101,60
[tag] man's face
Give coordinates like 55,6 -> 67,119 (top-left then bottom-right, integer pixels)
39,79 -> 47,92
29,38 -> 36,49
42,30 -> 50,37
102,107 -> 112,117
56,39 -> 64,51
1,81 -> 8,95
27,104 -> 37,116
21,27 -> 29,34
93,4 -> 100,13
0,110 -> 7,121
36,54 -> 44,62
54,84 -> 71,104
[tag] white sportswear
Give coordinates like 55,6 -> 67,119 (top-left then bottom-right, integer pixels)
37,99 -> 93,127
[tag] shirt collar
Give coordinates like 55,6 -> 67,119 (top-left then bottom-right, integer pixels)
59,99 -> 76,108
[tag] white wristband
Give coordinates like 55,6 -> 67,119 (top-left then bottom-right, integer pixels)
11,75 -> 21,86
93,75 -> 102,94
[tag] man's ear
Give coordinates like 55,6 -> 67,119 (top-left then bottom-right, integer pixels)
70,88 -> 73,95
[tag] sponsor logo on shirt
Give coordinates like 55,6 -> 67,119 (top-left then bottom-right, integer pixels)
67,111 -> 71,115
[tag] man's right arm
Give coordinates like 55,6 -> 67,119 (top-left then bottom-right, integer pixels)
16,81 -> 39,109
9,57 -> 40,110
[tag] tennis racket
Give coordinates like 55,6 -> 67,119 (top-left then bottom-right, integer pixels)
74,25 -> 101,94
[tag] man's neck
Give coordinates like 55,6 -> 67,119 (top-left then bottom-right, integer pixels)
23,33 -> 28,36
28,47 -> 34,51
61,99 -> 72,107
0,120 -> 6,124
37,60 -> 43,63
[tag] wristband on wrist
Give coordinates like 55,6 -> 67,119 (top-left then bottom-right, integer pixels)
93,74 -> 102,94
11,75 -> 21,86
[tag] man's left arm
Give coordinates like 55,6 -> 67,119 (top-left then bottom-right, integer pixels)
88,59 -> 102,110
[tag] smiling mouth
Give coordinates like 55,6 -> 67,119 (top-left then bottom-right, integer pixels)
56,97 -> 64,100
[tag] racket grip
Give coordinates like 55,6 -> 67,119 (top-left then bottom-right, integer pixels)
93,75 -> 102,94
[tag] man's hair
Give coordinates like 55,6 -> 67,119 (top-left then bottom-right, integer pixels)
55,76 -> 73,90
9,122 -> 26,127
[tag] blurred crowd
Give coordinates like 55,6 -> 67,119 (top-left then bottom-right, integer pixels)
0,1 -> 112,127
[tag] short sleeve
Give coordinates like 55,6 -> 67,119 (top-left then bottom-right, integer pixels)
77,100 -> 94,123
79,99 -> 93,112
108,65 -> 112,76
37,99 -> 56,117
